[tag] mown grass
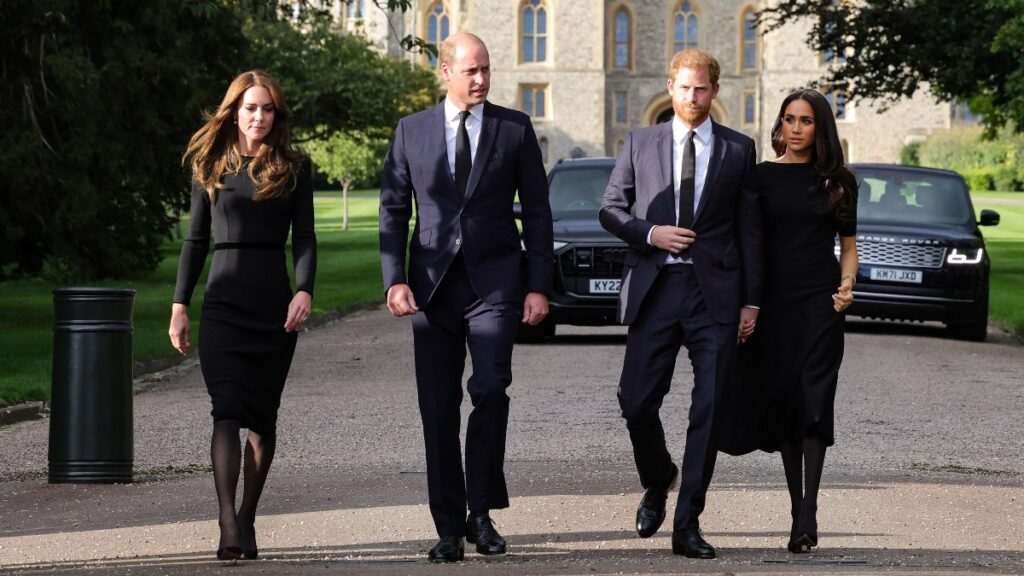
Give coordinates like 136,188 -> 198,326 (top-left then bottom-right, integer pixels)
0,190 -> 383,405
1,190 -> 1021,404
972,192 -> 1024,336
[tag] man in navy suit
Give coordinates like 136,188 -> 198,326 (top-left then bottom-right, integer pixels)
599,49 -> 763,558
379,32 -> 553,562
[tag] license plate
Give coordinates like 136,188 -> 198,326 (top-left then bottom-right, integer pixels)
589,279 -> 621,294
870,268 -> 922,284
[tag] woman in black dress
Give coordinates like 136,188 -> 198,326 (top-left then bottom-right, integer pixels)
169,70 -> 316,561
724,89 -> 858,553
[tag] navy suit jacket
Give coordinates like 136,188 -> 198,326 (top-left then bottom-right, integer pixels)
599,121 -> 763,325
380,101 -> 554,307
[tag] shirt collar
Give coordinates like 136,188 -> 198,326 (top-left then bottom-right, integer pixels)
672,114 -> 713,144
445,98 -> 484,124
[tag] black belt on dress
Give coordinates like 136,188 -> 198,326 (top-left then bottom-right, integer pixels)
214,242 -> 284,251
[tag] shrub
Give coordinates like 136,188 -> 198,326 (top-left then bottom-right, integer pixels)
917,125 -> 1024,191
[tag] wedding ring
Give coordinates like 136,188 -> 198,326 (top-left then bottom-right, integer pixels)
301,315 -> 309,321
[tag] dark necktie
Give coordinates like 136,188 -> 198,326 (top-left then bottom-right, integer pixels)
455,111 -> 472,196
677,129 -> 696,231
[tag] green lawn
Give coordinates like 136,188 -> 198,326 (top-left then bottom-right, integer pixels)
0,190 -> 384,405
972,192 -> 1024,336
2,190 -> 1021,405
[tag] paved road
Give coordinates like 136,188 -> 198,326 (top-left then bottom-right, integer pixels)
0,307 -> 1021,575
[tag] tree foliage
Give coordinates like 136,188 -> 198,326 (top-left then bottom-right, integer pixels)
761,0 -> 1024,136
0,0 -> 437,280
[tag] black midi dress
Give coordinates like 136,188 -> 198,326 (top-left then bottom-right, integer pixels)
173,158 -> 316,435
719,161 -> 856,455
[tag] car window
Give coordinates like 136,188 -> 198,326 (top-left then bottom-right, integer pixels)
549,167 -> 614,219
855,169 -> 973,227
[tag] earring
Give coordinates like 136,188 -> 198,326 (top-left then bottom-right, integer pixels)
233,118 -> 238,125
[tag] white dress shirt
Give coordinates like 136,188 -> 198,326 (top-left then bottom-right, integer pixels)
444,98 -> 484,178
648,115 -> 714,264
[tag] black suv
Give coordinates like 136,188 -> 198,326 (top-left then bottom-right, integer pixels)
517,160 -> 999,342
845,164 -> 999,341
518,157 -> 620,340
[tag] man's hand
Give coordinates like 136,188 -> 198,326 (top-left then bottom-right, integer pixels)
522,292 -> 549,326
738,306 -> 759,343
386,283 -> 419,317
650,225 -> 697,254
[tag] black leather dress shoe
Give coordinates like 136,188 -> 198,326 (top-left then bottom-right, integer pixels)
672,528 -> 716,559
636,464 -> 679,538
466,514 -> 507,555
427,536 -> 465,562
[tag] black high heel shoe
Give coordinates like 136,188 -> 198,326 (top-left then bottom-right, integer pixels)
238,517 -> 258,559
216,545 -> 242,562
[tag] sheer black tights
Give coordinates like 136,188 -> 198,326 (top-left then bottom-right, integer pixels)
779,434 -> 827,542
210,420 -> 276,553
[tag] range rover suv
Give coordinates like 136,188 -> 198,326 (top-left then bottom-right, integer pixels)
517,160 -> 999,342
517,157 -> 620,340
844,164 -> 999,341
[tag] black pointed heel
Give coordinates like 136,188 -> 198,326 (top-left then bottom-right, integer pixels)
217,546 -> 242,562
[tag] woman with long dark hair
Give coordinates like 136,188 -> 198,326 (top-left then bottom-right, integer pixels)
169,70 -> 316,562
721,88 -> 858,554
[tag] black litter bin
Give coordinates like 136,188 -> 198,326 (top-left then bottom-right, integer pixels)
49,288 -> 135,483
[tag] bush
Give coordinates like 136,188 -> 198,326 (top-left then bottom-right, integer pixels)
917,125 -> 1024,191
901,142 -> 922,166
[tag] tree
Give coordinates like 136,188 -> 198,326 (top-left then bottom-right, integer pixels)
761,0 -> 1024,136
0,0 -> 436,279
305,132 -> 387,230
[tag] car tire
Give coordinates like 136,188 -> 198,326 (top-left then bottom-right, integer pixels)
516,318 -> 556,343
947,282 -> 989,342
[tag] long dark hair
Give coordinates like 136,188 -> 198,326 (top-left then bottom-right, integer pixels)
182,70 -> 302,202
770,89 -> 857,213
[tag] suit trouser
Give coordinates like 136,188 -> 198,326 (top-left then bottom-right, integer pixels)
617,264 -> 738,530
411,253 -> 520,537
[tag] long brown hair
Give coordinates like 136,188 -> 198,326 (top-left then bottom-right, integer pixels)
770,89 -> 857,213
182,70 -> 301,202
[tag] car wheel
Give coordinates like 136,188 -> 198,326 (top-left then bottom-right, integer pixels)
516,318 -> 556,343
947,282 -> 989,342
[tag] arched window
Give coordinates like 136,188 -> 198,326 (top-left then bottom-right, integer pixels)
614,91 -> 628,124
614,8 -> 631,70
346,0 -> 366,20
826,90 -> 847,120
522,0 -> 548,63
426,2 -> 451,68
743,92 -> 756,125
521,84 -> 548,118
740,7 -> 758,71
673,1 -> 698,52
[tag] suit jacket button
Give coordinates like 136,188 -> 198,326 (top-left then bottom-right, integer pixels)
456,238 -> 462,246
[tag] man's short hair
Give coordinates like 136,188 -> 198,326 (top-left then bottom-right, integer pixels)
439,32 -> 486,68
669,49 -> 720,84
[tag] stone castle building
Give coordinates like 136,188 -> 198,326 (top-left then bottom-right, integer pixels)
335,0 -> 954,167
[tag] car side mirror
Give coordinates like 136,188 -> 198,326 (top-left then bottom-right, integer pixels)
513,202 -> 522,219
978,209 -> 1000,226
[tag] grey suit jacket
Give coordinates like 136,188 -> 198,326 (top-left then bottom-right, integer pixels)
599,121 -> 763,325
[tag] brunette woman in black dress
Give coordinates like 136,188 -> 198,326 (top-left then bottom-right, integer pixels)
169,70 -> 316,562
721,89 -> 858,554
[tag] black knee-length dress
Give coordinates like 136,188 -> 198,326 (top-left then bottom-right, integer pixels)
719,161 -> 856,455
173,158 -> 316,435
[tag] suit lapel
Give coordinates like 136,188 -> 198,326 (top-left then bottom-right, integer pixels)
694,123 -> 728,224
431,103 -> 458,192
464,102 -> 498,203
655,123 -> 677,224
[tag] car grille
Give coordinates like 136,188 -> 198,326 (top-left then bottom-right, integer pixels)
857,241 -> 946,268
559,246 -> 626,278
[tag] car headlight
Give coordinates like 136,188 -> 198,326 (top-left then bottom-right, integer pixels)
947,247 -> 984,265
520,240 -> 570,251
